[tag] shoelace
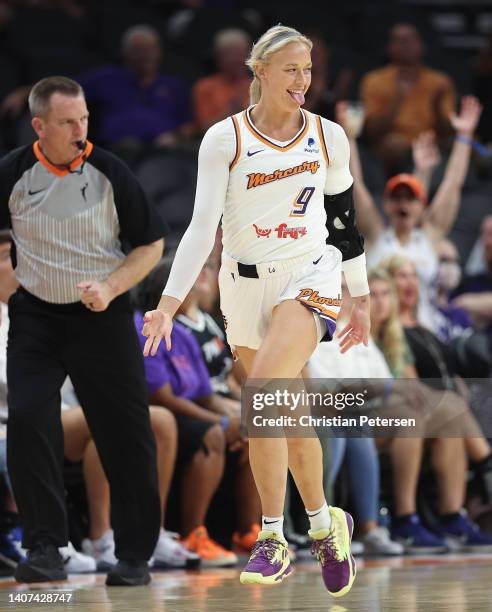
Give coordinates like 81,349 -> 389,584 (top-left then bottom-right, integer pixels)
311,529 -> 343,565
250,539 -> 280,564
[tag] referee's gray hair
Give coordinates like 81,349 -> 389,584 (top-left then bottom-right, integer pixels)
246,25 -> 312,105
121,24 -> 161,53
28,76 -> 84,118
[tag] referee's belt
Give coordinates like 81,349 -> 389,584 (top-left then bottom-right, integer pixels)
221,247 -> 325,279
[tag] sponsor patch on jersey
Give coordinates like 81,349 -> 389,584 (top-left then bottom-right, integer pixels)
275,223 -> 307,239
304,136 -> 319,153
246,160 -> 320,189
253,224 -> 272,238
252,223 -> 307,239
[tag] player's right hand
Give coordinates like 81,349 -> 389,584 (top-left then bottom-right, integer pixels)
141,309 -> 173,356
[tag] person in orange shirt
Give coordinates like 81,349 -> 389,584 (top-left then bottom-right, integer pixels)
193,28 -> 251,135
360,22 -> 455,174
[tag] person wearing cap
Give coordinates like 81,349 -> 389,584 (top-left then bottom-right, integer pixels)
337,95 -> 482,331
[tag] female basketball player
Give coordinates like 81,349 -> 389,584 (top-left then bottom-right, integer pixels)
141,25 -> 370,597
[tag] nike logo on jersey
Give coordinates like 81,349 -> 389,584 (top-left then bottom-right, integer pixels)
313,255 -> 323,265
247,149 -> 265,157
28,188 -> 46,195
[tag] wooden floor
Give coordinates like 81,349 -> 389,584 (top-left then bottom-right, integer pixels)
0,554 -> 491,611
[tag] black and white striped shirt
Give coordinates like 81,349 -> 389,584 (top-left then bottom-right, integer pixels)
0,140 -> 167,303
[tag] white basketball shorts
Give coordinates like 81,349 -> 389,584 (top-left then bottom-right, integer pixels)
219,244 -> 342,351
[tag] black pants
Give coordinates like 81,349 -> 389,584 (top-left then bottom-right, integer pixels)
6,288 -> 161,561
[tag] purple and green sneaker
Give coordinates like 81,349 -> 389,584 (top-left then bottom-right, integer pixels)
309,506 -> 356,597
239,531 -> 292,585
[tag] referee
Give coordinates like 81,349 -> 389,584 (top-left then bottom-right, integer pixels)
0,77 -> 166,586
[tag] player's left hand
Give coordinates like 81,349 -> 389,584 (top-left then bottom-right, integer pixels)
337,295 -> 370,354
77,280 -> 115,312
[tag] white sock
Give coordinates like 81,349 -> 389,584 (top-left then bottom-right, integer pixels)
306,502 -> 331,532
262,515 -> 284,538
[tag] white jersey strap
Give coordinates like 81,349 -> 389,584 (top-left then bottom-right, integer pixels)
314,113 -> 330,166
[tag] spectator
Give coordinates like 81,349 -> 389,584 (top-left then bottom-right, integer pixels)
193,28 -> 251,134
337,96 -> 482,331
134,258 -> 261,563
452,215 -> 492,336
368,265 -> 492,553
79,24 -> 192,149
0,231 -> 24,572
383,256 -> 492,502
61,402 -> 199,570
360,22 -> 455,173
367,266 -> 416,378
434,239 -> 472,343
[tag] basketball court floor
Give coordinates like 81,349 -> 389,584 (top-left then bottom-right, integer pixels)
0,554 -> 491,611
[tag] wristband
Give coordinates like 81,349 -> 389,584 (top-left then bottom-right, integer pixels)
219,415 -> 229,431
455,134 -> 473,146
342,253 -> 370,297
456,134 -> 491,157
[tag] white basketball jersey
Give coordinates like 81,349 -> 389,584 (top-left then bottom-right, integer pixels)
222,107 -> 330,264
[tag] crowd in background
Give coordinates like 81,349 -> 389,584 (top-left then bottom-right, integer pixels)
1,0 -> 492,573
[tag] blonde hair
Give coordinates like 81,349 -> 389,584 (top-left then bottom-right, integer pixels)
379,253 -> 420,316
380,255 -> 418,285
368,267 -> 407,376
245,25 -> 312,105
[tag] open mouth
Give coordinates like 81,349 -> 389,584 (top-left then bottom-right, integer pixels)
288,89 -> 305,105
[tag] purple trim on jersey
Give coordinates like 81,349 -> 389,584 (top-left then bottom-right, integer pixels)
321,317 -> 337,342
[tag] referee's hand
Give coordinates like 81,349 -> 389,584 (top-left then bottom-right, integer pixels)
77,280 -> 115,312
142,310 -> 173,356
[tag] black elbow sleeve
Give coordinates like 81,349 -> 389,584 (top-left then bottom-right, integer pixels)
324,185 -> 364,261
